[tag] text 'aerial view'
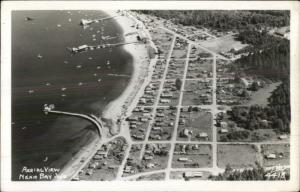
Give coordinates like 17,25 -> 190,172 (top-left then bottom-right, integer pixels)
12,10 -> 290,181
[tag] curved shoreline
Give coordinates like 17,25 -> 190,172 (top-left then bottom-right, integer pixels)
101,10 -> 152,134
56,10 -> 156,180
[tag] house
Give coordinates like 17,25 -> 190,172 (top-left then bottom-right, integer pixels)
220,128 -> 228,133
220,121 -> 228,128
178,157 -> 189,162
140,117 -> 148,122
266,153 -> 277,159
143,155 -> 154,160
278,134 -> 288,140
197,132 -> 208,139
160,99 -> 170,103
179,119 -> 186,125
146,163 -> 156,169
133,134 -> 144,140
85,169 -> 93,176
180,128 -> 192,138
184,171 -> 203,178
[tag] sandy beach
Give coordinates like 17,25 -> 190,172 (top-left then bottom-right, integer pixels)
101,10 -> 154,134
55,10 -> 157,180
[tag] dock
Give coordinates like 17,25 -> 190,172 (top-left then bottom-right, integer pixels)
68,41 -> 140,53
80,15 -> 119,27
43,104 -> 103,137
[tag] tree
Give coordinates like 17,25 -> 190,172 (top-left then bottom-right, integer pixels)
175,78 -> 182,90
251,81 -> 259,91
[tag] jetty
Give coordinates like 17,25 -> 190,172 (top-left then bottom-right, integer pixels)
80,15 -> 119,27
68,41 -> 141,53
43,104 -> 103,137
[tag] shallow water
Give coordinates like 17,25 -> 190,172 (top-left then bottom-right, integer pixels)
12,10 -> 133,180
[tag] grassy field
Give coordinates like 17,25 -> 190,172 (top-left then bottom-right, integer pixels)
177,109 -> 212,141
200,34 -> 247,53
182,80 -> 213,106
217,144 -> 261,168
261,144 -> 290,167
172,144 -> 212,168
187,58 -> 213,79
246,82 -> 281,107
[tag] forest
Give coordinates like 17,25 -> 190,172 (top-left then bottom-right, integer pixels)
235,31 -> 290,79
226,81 -> 290,133
137,10 -> 290,31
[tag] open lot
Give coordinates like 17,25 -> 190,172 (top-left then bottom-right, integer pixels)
172,144 -> 212,168
149,107 -> 177,141
166,59 -> 186,79
189,45 -> 213,59
177,108 -> 212,141
261,144 -> 290,167
171,37 -> 188,59
200,34 -> 247,54
127,106 -> 153,141
78,137 -> 128,181
187,58 -> 213,79
246,82 -> 281,107
182,79 -> 213,106
217,144 -> 260,168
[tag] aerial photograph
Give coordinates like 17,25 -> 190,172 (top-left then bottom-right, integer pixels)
11,10 -> 290,181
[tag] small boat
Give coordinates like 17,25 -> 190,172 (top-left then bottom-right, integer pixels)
88,57 -> 93,60
93,73 -> 97,76
106,60 -> 110,65
25,17 -> 34,21
57,24 -> 62,27
68,18 -> 72,22
61,94 -> 66,97
43,156 -> 48,162
92,34 -> 96,38
21,126 -> 27,130
37,54 -> 43,59
97,66 -> 101,69
28,90 -> 34,94
78,82 -> 83,86
61,87 -> 67,91
64,61 -> 68,64
46,82 -> 51,86
92,38 -> 96,41
76,65 -> 82,69
97,79 -> 102,82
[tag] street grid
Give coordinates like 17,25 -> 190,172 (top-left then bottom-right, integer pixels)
69,25 -> 289,181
